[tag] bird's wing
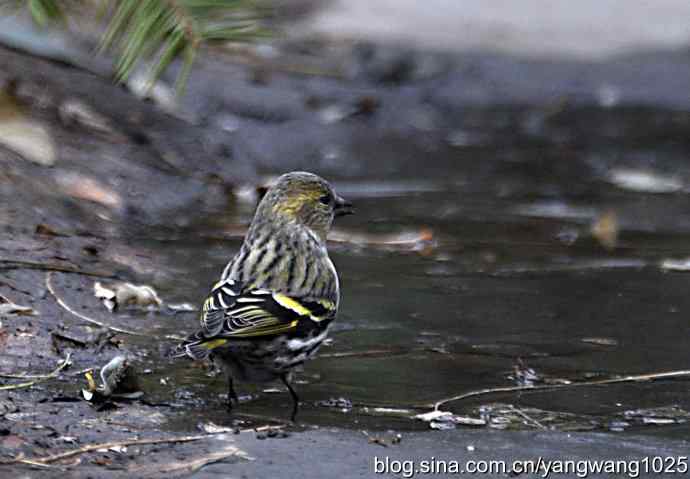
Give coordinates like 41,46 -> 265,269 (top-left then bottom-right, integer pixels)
199,277 -> 243,336
176,277 -> 337,359
173,288 -> 336,360
200,278 -> 332,336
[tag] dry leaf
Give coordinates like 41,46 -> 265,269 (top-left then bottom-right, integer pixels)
35,223 -> 66,237
55,172 -> 122,209
0,90 -> 56,166
94,282 -> 162,312
660,258 -> 690,271
58,99 -> 119,138
0,294 -> 37,317
93,282 -> 116,312
167,302 -> 197,312
126,70 -> 181,118
371,407 -> 413,415
608,168 -> 682,193
415,410 -> 453,422
591,210 -> 618,250
93,456 -> 114,466
200,422 -> 235,434
415,410 -> 486,429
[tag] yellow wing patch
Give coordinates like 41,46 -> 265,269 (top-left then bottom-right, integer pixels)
202,338 -> 228,349
196,283 -> 335,341
227,320 -> 299,338
273,293 -> 311,316
317,299 -> 336,309
272,294 -> 336,322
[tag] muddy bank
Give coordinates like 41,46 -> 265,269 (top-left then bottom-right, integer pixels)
2,28 -> 690,238
198,428 -> 690,478
5,426 -> 690,478
0,44 -> 253,235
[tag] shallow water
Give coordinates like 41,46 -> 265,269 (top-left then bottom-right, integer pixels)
126,106 -> 690,436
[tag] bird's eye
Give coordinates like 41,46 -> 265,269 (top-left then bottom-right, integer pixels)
319,194 -> 331,206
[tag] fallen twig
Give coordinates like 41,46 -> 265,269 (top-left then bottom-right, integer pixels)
429,369 -> 690,410
0,366 -> 92,380
0,353 -> 72,391
319,348 -> 414,359
362,431 -> 389,448
507,405 -> 547,430
14,457 -> 64,469
2,435 -> 210,465
45,272 -> 183,341
230,411 -> 291,426
46,272 -> 144,337
131,444 -> 253,475
0,279 -> 32,295
0,259 -> 115,278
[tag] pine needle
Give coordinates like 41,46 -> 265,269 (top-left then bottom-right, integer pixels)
0,353 -> 72,391
11,0 -> 267,92
99,0 -> 266,91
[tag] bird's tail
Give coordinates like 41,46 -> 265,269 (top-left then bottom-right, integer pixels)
166,332 -> 228,361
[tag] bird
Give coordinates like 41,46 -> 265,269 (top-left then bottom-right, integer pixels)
170,171 -> 353,420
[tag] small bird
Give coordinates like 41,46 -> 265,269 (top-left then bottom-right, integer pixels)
171,172 -> 353,419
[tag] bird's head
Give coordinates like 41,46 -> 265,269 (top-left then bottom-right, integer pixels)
254,171 -> 353,240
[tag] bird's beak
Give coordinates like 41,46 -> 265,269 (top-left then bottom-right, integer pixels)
334,195 -> 354,217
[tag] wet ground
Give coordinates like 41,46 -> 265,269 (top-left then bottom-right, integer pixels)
2,35 -> 690,476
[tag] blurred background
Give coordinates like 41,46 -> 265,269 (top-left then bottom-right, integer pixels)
2,0 -> 690,438
301,0 -> 690,58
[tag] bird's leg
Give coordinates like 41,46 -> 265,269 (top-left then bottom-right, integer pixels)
227,376 -> 239,412
280,373 -> 299,421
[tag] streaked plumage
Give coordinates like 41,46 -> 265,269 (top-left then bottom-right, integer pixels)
171,171 -> 352,418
